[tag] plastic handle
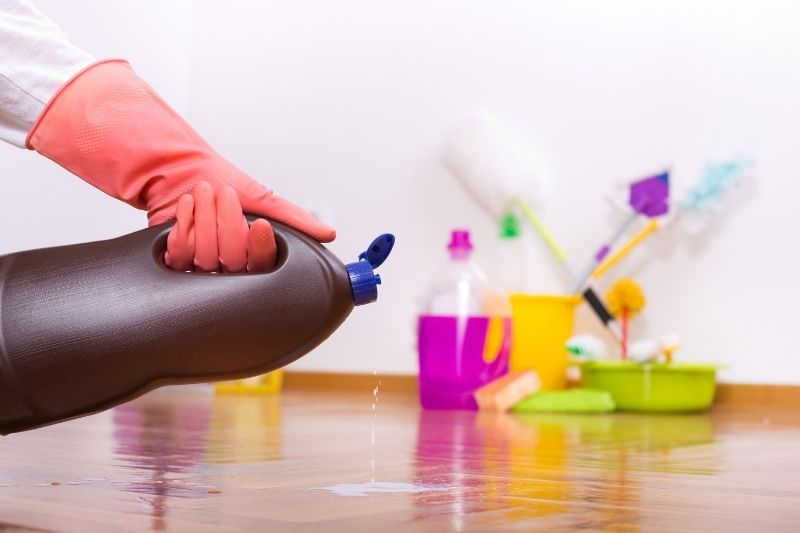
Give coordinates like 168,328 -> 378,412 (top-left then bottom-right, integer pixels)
484,317 -> 512,379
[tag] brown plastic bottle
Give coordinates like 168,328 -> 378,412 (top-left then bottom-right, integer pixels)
0,219 -> 394,434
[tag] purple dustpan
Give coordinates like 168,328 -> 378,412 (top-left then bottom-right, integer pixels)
629,171 -> 670,217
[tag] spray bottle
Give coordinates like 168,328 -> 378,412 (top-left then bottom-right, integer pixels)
0,219 -> 394,434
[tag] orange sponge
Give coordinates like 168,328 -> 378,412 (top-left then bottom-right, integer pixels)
474,371 -> 540,412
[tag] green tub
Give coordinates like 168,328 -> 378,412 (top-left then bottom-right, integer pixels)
578,361 -> 722,412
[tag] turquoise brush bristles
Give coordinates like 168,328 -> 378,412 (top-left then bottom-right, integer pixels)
679,160 -> 752,213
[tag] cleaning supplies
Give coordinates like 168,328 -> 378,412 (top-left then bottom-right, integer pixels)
442,113 -> 622,341
679,160 -> 751,234
660,334 -> 681,363
511,389 -> 616,414
424,230 -> 507,316
606,278 -> 646,361
591,219 -> 660,281
627,340 -> 661,364
626,334 -> 681,363
0,220 -> 394,434
593,160 -> 751,275
578,361 -> 720,412
497,212 -> 526,293
418,230 -> 511,410
566,334 -> 609,360
441,114 -> 542,219
570,171 -> 670,294
474,370 -> 540,412
215,370 -> 284,394
509,294 -> 581,390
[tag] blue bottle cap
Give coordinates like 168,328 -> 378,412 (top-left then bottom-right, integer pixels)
359,234 -> 395,268
346,234 -> 395,306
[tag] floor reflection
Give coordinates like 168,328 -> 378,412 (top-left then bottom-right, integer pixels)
111,391 -> 283,529
5,388 -> 797,530
205,395 -> 282,463
414,409 -> 717,530
112,392 -> 212,530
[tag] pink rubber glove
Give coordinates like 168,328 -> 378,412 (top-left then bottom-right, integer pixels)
26,59 -> 334,268
165,181 -> 276,272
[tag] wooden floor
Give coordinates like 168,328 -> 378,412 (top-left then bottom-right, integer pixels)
1,387 -> 799,532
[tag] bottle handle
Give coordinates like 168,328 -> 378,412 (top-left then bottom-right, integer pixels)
147,214 -> 289,274
483,317 -> 511,377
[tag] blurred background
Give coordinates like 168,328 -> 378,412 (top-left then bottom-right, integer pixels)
0,0 -> 795,384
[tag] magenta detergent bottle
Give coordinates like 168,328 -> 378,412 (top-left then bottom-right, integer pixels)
417,230 -> 511,410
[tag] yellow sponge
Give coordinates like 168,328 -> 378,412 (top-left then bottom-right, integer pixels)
474,370 -> 540,412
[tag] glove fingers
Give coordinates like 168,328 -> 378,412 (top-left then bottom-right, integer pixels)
217,185 -> 249,273
247,218 -> 277,272
242,194 -> 335,243
164,193 -> 195,271
192,180 -> 220,272
164,181 -> 283,273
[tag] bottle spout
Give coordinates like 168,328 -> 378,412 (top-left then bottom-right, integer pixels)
346,233 -> 395,306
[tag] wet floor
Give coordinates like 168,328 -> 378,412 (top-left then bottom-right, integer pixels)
1,388 -> 799,531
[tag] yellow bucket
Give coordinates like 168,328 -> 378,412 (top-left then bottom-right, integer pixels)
214,370 -> 284,395
510,294 -> 581,390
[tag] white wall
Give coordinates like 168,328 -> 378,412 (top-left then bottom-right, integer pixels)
1,1 -> 796,384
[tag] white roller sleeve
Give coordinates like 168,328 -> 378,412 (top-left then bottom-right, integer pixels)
0,0 -> 93,147
441,113 -> 544,219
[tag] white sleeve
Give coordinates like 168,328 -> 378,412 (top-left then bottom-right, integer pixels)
0,0 -> 93,147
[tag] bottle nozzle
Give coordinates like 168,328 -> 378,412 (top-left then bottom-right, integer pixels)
346,234 -> 395,306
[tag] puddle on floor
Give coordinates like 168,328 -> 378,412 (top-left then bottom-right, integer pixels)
314,481 -> 453,497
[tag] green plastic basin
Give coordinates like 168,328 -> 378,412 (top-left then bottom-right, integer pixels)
578,361 -> 722,412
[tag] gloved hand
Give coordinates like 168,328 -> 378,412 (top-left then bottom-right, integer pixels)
165,181 -> 276,272
26,59 -> 334,269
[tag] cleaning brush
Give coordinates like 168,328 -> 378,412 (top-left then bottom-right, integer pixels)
678,160 -> 751,234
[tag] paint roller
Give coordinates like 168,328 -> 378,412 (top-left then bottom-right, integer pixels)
441,113 -> 621,339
